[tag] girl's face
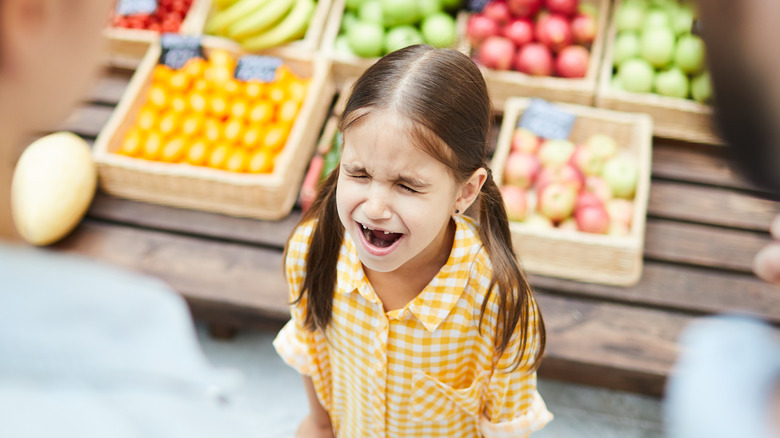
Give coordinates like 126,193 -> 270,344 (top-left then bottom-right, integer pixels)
337,111 -> 461,274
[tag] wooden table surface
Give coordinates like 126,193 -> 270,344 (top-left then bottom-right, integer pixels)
48,66 -> 780,397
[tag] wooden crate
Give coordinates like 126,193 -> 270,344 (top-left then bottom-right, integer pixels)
491,97 -> 653,286
595,0 -> 720,144
93,36 -> 336,220
104,0 -> 213,70
464,0 -> 611,109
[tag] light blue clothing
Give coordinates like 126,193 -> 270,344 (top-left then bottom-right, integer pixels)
0,244 -> 261,437
665,315 -> 780,438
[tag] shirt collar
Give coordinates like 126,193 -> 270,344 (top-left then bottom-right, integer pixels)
338,216 -> 484,332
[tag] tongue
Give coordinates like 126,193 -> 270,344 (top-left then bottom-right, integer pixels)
370,229 -> 400,247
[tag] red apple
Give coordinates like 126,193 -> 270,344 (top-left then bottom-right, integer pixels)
537,138 -> 575,168
584,176 -> 613,203
575,204 -> 610,234
538,182 -> 577,222
500,185 -> 529,221
507,0 -> 541,18
478,36 -> 515,70
555,45 -> 589,78
606,198 -> 634,227
571,13 -> 596,45
570,144 -> 604,175
511,127 -> 541,154
535,13 -> 572,52
513,43 -> 554,75
483,1 -> 512,25
503,151 -> 540,188
575,191 -> 603,212
502,17 -> 534,47
544,0 -> 579,16
467,14 -> 500,46
536,163 -> 584,192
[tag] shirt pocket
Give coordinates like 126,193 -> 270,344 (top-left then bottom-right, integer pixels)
410,370 -> 489,422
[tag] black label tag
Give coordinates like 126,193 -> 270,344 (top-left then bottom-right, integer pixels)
467,0 -> 490,12
234,55 -> 284,82
517,99 -> 576,140
116,0 -> 158,15
159,34 -> 203,70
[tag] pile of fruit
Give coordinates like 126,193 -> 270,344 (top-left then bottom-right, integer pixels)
467,0 -> 597,78
117,49 -> 309,174
205,0 -> 317,51
499,127 -> 639,235
334,0 -> 461,58
610,0 -> 711,102
110,0 -> 195,32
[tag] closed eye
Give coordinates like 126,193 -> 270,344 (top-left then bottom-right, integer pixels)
400,184 -> 418,193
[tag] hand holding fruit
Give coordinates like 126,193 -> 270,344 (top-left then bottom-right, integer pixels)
753,216 -> 780,285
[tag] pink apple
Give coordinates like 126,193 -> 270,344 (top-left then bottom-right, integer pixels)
584,133 -> 619,161
555,45 -> 589,78
575,204 -> 610,234
502,18 -> 534,47
575,191 -> 603,212
606,198 -> 634,227
602,156 -> 639,199
544,0 -> 579,16
507,0 -> 542,18
538,182 -> 577,222
513,42 -> 554,76
500,185 -> 529,221
558,217 -> 578,232
537,139 -> 575,168
536,163 -> 584,192
467,14 -> 500,46
535,13 -> 573,52
503,151 -> 540,188
483,1 -> 512,25
584,175 -> 613,203
511,127 -> 541,154
571,13 -> 596,45
525,214 -> 554,229
478,36 -> 515,70
570,144 -> 604,175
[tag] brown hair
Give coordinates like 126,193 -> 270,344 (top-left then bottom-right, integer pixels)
289,45 -> 545,372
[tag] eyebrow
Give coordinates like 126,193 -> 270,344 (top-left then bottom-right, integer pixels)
342,163 -> 431,189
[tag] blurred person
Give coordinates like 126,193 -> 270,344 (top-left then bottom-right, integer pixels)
0,1 -> 259,436
665,1 -> 780,438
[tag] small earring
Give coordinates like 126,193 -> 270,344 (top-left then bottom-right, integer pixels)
455,209 -> 460,214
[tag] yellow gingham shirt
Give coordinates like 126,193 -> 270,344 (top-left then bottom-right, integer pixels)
274,215 -> 552,437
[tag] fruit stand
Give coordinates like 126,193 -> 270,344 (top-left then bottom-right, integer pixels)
27,0 -> 780,397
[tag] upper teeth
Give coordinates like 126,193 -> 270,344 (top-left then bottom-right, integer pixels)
361,223 -> 391,234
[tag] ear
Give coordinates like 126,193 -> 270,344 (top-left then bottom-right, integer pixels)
454,168 -> 488,215
0,0 -> 55,77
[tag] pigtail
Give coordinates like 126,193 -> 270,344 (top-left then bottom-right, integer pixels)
477,173 -> 546,372
287,166 -> 343,332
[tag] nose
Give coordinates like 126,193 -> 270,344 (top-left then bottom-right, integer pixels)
363,192 -> 392,221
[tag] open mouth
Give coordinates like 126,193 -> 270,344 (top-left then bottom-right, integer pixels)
359,222 -> 403,249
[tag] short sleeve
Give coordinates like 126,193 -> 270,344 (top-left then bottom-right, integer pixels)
479,299 -> 553,438
273,222 -> 316,376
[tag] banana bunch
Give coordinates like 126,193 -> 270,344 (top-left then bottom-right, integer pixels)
205,0 -> 316,51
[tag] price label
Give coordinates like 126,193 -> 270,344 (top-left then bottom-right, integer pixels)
116,0 -> 157,15
467,0 -> 491,12
159,34 -> 203,70
517,99 -> 576,140
234,55 -> 284,82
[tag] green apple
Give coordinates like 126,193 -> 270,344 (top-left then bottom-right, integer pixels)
340,11 -> 359,33
640,27 -> 676,68
347,21 -> 385,57
385,25 -> 424,54
382,0 -> 419,27
419,0 -> 442,17
671,6 -> 694,36
616,1 -> 647,32
613,32 -> 640,68
421,12 -> 456,48
643,8 -> 671,29
345,0 -> 367,12
358,0 -> 384,26
601,156 -> 639,199
654,67 -> 689,98
618,58 -> 655,93
334,34 -> 354,56
611,74 -> 624,91
674,34 -> 706,74
691,71 -> 712,103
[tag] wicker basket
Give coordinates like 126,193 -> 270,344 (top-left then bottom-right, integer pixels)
463,0 -> 611,109
104,0 -> 213,69
490,97 -> 653,286
93,36 -> 336,220
595,0 -> 720,144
